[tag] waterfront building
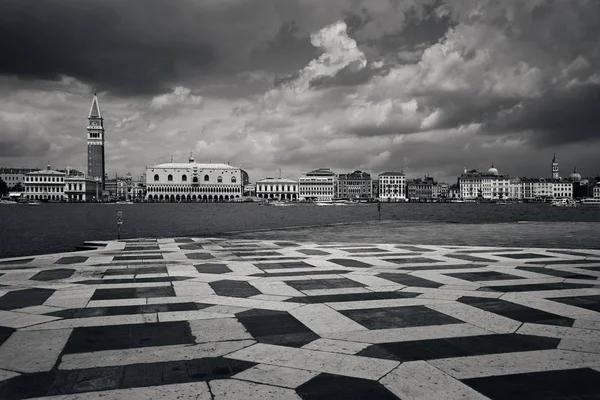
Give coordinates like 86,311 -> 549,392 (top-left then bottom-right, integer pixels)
24,165 -> 66,201
0,167 -> 39,189
372,179 -> 379,199
64,176 -> 100,202
336,170 -> 372,200
87,93 -> 106,189
447,183 -> 460,200
256,177 -> 298,200
407,176 -> 446,201
521,178 -> 573,200
378,171 -> 406,202
509,178 -> 522,200
298,168 -> 336,201
459,166 -> 511,200
594,183 -> 600,198
145,154 -> 243,202
243,183 -> 256,197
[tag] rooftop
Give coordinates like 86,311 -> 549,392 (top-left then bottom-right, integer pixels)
151,162 -> 239,170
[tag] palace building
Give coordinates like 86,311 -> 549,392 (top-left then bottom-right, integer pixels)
145,155 -> 244,202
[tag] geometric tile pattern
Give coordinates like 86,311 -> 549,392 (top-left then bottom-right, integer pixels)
0,237 -> 599,399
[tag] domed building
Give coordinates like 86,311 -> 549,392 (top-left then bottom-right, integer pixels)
569,168 -> 582,182
487,164 -> 499,176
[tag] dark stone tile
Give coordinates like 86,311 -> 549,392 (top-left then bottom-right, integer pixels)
550,295 -> 600,313
174,238 -> 195,243
63,321 -> 195,354
122,245 -> 160,251
256,261 -> 315,270
456,249 -> 521,253
90,286 -> 175,300
479,282 -> 594,292
359,334 -> 559,362
462,368 -> 600,400
103,266 -> 167,275
286,291 -> 420,304
251,269 -> 349,278
185,252 -> 215,260
250,256 -> 308,262
378,273 -> 443,288
79,277 -> 188,285
446,254 -> 497,263
287,278 -> 363,291
209,280 -> 261,298
446,271 -> 524,282
234,251 -> 283,257
113,254 -> 164,261
194,263 -> 232,274
121,363 -> 163,388
297,373 -> 397,400
383,257 -> 442,264
0,371 -> 56,399
401,263 -> 491,271
340,247 -> 387,254
179,243 -> 203,250
48,302 -> 204,319
0,288 -> 55,310
236,310 -> 319,347
0,326 -> 14,346
526,259 -> 600,265
395,245 -> 435,252
30,268 -> 75,281
274,241 -> 300,247
458,296 -> 574,326
54,256 -> 89,265
341,305 -> 461,330
297,249 -> 331,256
0,257 -> 34,265
328,259 -> 372,268
71,366 -> 123,393
516,266 -> 598,280
500,253 -> 554,260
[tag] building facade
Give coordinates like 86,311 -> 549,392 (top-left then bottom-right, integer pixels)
459,166 -> 511,200
378,172 -> 406,201
64,177 -> 100,202
24,165 -> 66,201
336,171 -> 372,200
594,183 -> 600,198
0,168 -> 39,190
298,168 -> 336,201
145,156 -> 243,202
87,93 -> 106,189
256,178 -> 298,200
406,176 -> 446,201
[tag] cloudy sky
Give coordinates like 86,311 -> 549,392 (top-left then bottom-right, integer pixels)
1,0 -> 599,183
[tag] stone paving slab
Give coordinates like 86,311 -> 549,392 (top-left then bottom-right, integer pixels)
0,237 -> 600,399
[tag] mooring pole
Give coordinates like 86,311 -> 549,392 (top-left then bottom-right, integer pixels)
117,210 -> 123,240
377,202 -> 381,222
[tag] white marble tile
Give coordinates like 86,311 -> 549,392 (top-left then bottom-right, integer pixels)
44,288 -> 95,308
323,323 -> 493,344
0,329 -> 72,373
429,349 -> 600,379
173,283 -> 217,297
199,295 -> 300,312
248,294 -> 292,301
500,293 -> 600,320
60,340 -> 255,370
558,339 -> 600,354
189,318 -> 253,343
86,298 -> 147,307
21,313 -> 155,330
573,319 -> 600,330
227,343 -> 400,380
517,323 -> 600,342
345,274 -> 400,287
327,297 -> 450,311
249,281 -> 305,297
233,364 -> 318,388
381,361 -> 491,400
30,381 -> 212,400
0,368 -> 19,383
157,310 -> 234,323
201,305 -> 250,315
0,310 -> 61,329
479,278 -> 562,287
289,304 -> 367,335
210,378 -> 302,400
427,303 -> 521,334
301,338 -> 369,355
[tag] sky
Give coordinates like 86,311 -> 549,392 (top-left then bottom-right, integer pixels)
0,0 -> 599,183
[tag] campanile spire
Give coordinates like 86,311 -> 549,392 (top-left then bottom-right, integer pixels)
87,92 -> 106,189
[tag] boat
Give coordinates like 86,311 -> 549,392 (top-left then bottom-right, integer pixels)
115,201 -> 134,205
315,202 -> 334,206
0,199 -> 18,205
27,200 -> 42,206
551,198 -> 577,207
580,198 -> 600,206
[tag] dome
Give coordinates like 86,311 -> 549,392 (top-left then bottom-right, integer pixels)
487,165 -> 499,176
570,168 -> 581,181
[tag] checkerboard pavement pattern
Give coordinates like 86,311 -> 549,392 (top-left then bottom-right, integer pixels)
1,238 -> 600,399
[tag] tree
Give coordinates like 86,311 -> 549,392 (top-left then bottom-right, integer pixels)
13,182 -> 24,192
0,178 -> 8,196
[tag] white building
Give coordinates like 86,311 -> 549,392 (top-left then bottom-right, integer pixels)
145,155 -> 243,202
298,168 -> 336,202
522,178 -> 573,200
256,177 -> 298,200
459,166 -> 511,200
594,183 -> 600,198
378,172 -> 406,201
508,178 -> 522,200
24,165 -> 66,201
65,177 -> 101,202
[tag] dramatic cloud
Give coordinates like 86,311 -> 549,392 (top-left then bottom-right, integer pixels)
0,0 -> 599,182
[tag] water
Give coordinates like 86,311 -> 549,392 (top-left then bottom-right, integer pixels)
0,202 -> 599,258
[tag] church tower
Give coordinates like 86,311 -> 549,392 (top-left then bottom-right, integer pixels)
87,93 -> 106,189
552,153 -> 559,180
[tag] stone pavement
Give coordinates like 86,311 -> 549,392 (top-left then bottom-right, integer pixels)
0,238 -> 600,399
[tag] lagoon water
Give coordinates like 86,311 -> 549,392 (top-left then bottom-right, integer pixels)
1,202 -> 599,258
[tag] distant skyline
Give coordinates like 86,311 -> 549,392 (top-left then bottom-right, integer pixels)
1,0 -> 599,183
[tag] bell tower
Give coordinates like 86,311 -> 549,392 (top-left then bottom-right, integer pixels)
87,92 -> 106,189
552,153 -> 559,180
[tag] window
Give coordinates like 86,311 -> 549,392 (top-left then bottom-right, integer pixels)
154,174 -> 159,181
182,174 -> 187,182
168,174 -> 173,182
231,176 -> 236,183
217,176 -> 223,183
204,175 -> 209,182
192,176 -> 198,183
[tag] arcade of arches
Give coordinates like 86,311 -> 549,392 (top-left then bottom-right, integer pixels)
145,184 -> 242,202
